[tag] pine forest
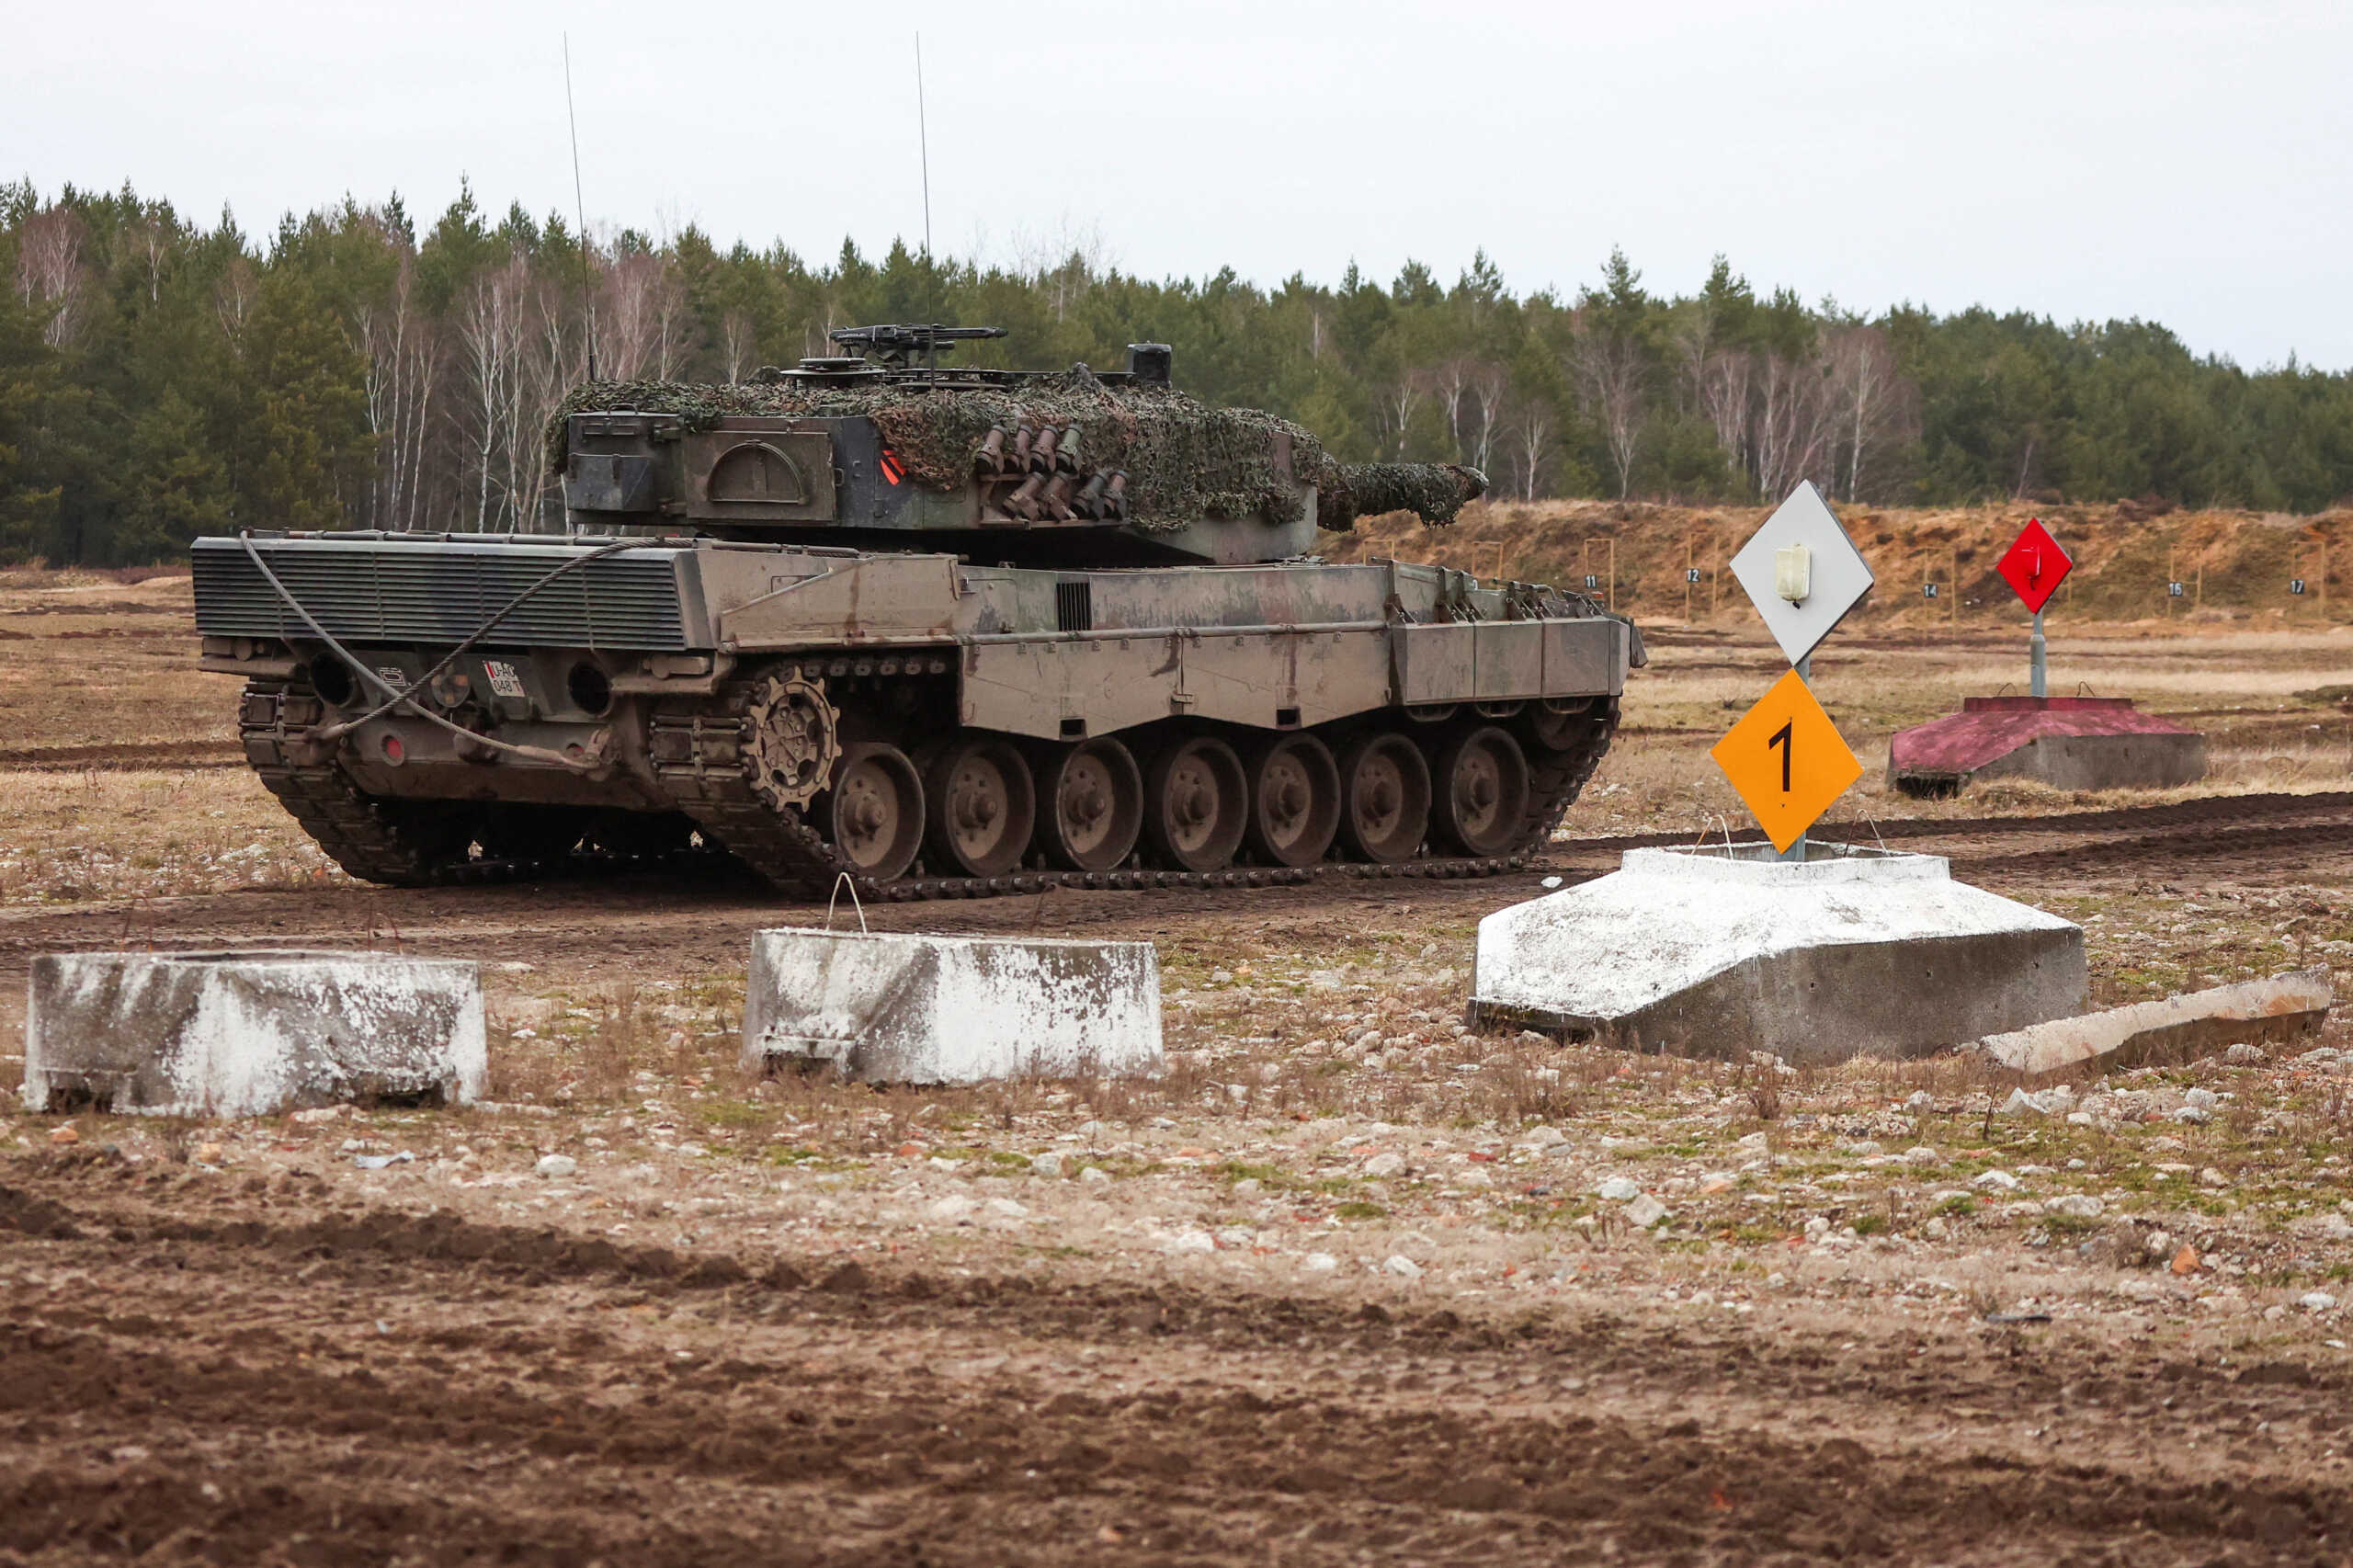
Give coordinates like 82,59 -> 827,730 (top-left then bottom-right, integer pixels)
3,181 -> 2349,564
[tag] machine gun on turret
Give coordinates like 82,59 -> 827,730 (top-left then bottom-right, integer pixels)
826,323 -> 1006,369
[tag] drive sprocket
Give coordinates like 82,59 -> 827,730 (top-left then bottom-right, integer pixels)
744,672 -> 841,812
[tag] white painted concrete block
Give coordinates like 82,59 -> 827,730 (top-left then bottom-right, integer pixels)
744,928 -> 1162,1084
1471,844 -> 2083,1062
26,950 -> 485,1117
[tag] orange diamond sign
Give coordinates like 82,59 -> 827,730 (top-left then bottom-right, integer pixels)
1709,668 -> 1862,853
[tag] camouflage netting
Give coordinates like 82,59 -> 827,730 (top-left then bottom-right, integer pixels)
549,373 -> 1334,533
1315,461 -> 1486,531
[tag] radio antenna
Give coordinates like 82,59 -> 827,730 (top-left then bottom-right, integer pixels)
915,31 -> 936,372
563,32 -> 599,381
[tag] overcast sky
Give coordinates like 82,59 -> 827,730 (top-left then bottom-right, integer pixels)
14,0 -> 2349,369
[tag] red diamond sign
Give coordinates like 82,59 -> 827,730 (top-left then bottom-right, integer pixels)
1997,518 -> 2073,614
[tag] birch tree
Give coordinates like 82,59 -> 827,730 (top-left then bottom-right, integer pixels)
1823,323 -> 1910,502
457,256 -> 531,530
1571,318 -> 1647,499
15,208 -> 88,348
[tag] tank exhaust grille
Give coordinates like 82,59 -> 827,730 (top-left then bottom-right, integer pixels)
191,537 -> 697,651
1055,580 -> 1094,633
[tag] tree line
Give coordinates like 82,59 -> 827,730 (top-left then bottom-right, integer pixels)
3,180 -> 2348,564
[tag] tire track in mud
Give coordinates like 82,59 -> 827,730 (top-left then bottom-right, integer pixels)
1946,820 -> 2353,881
0,740 -> 245,771
1558,790 -> 2353,858
6,790 -> 2349,950
6,1162 -> 2350,1565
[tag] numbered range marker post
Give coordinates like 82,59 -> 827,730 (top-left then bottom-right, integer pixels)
1718,483 -> 1874,859
1710,670 -> 1864,854
1995,518 -> 2073,698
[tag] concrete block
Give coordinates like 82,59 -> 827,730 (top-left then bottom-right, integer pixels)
744,927 -> 1162,1084
1969,969 -> 2331,1077
26,950 -> 484,1117
1469,843 -> 2084,1063
1892,697 -> 2206,796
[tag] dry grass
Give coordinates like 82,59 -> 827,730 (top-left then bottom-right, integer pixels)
0,572 -> 224,753
0,768 -> 335,907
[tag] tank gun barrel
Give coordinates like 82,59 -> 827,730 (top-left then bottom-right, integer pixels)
1318,462 -> 1487,531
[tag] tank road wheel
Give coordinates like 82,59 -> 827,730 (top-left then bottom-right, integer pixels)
1143,735 -> 1250,872
926,737 -> 1037,878
745,672 -> 841,812
1434,725 -> 1531,857
1036,738 -> 1144,872
1244,733 -> 1341,869
825,743 -> 926,882
1336,733 -> 1431,864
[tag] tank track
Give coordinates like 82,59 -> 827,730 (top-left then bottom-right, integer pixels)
645,687 -> 1620,903
239,677 -> 1618,901
236,679 -> 710,888
238,680 -> 466,886
1517,700 -> 1620,850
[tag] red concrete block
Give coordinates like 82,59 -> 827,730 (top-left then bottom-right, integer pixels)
1890,697 -> 2205,797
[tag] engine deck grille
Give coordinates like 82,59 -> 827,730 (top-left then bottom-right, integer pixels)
192,536 -> 699,651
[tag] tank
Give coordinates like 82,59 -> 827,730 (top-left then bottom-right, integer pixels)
191,326 -> 1644,900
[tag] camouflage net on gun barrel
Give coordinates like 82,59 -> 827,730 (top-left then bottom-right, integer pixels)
1314,461 -> 1487,531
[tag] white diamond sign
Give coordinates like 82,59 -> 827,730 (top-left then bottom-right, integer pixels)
1730,481 -> 1875,666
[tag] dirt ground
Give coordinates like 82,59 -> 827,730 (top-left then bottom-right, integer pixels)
6,566 -> 2353,1564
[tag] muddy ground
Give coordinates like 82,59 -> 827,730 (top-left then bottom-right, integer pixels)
6,570 -> 2353,1563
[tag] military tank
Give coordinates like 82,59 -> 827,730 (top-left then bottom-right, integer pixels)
191,325 -> 1643,900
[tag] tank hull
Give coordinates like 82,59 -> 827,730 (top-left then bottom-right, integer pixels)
196,533 -> 1634,897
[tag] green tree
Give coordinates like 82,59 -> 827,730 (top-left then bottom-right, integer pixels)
240,267 -> 370,528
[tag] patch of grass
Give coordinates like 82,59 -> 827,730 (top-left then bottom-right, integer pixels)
1935,1195 -> 1977,1218
1218,1160 -> 1295,1188
1851,1214 -> 1889,1236
1334,1201 -> 1388,1221
699,1099 -> 769,1129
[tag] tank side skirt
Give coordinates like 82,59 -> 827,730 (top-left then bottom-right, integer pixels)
956,617 -> 1621,740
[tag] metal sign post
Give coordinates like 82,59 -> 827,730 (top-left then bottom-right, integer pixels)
1996,518 -> 2071,699
1716,482 -> 1875,862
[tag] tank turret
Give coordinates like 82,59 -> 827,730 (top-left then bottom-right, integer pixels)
552,326 -> 1484,565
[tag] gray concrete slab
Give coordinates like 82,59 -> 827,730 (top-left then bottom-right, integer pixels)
1969,970 -> 2332,1076
26,950 -> 484,1117
1470,843 -> 2085,1062
745,928 -> 1162,1085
